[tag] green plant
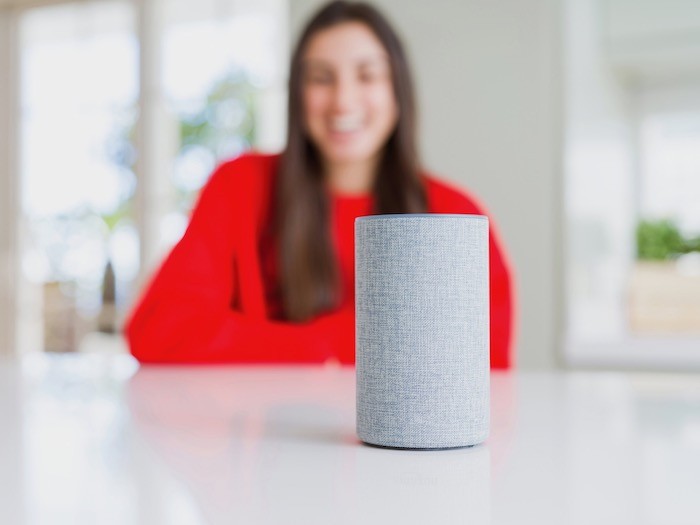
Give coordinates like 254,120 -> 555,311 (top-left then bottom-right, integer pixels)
176,71 -> 256,212
179,70 -> 256,154
636,219 -> 699,261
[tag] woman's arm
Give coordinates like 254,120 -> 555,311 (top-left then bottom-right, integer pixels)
486,224 -> 515,369
124,161 -> 349,364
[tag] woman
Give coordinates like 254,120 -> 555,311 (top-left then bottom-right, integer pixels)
125,1 -> 514,368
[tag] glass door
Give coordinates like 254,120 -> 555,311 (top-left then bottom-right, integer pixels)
18,1 -> 138,354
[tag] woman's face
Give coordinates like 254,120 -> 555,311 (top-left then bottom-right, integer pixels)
302,21 -> 398,169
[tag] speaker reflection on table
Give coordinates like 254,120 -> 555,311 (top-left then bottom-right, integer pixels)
355,214 -> 490,450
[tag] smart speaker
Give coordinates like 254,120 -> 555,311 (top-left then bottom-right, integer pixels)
355,214 -> 490,449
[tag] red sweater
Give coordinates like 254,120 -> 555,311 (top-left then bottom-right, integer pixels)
125,153 -> 514,368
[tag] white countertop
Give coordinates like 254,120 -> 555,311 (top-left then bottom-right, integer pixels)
1,353 -> 699,525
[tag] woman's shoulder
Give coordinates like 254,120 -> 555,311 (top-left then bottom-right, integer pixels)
191,151 -> 281,218
423,172 -> 488,216
212,151 -> 281,188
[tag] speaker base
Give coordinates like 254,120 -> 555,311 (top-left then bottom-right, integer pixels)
360,440 -> 479,451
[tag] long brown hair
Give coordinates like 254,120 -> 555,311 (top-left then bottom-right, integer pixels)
277,0 -> 427,322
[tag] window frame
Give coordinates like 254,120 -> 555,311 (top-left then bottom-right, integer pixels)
0,6 -> 19,359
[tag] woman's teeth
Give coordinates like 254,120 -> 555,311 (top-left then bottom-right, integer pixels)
331,115 -> 364,132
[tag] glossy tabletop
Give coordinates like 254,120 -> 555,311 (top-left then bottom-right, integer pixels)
1,353 -> 699,524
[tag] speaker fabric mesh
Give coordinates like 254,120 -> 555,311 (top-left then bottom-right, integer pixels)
355,214 -> 490,449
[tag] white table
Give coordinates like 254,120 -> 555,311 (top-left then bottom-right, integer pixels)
1,353 -> 699,525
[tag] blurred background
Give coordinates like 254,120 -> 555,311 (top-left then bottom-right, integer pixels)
0,0 -> 698,370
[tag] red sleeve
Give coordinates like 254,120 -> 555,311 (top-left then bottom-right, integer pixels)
428,180 -> 516,369
486,220 -> 515,369
124,161 -> 350,365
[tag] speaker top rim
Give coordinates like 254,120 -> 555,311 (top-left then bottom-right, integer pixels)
355,213 -> 487,222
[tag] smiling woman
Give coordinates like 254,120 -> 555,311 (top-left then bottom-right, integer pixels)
125,0 -> 515,368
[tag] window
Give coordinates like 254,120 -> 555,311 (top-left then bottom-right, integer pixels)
18,1 -> 138,354
564,0 -> 700,369
159,0 -> 287,247
631,102 -> 700,336
10,0 -> 288,356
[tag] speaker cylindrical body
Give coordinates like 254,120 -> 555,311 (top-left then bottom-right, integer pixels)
355,214 -> 490,449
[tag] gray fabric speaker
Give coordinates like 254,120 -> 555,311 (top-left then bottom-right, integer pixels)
355,214 -> 490,449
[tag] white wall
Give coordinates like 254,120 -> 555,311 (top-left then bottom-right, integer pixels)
290,0 -> 563,369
